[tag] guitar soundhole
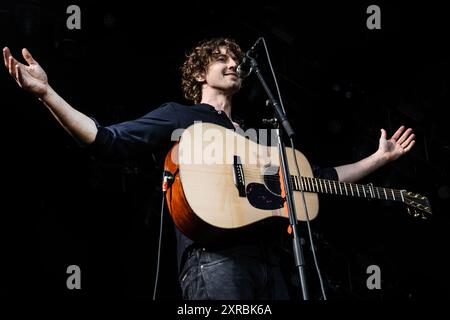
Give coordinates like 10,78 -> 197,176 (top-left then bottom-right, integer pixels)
263,169 -> 282,196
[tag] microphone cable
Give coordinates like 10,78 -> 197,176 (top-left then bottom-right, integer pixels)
152,170 -> 170,300
258,37 -> 328,300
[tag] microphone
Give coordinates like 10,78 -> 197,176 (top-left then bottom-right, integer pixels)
236,55 -> 251,79
236,38 -> 262,78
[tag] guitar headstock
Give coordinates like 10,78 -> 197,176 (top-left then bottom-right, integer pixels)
401,190 -> 432,220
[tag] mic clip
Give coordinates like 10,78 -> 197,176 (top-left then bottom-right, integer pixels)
237,37 -> 262,79
162,170 -> 175,193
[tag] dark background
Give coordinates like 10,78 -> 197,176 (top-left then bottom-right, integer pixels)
1,0 -> 449,300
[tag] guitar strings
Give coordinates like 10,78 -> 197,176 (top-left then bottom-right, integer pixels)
190,169 -> 402,199
180,166 -> 404,197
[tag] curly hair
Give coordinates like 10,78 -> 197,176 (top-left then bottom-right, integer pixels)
181,38 -> 244,104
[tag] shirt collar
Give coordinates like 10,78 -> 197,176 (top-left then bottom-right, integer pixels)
196,103 -> 217,112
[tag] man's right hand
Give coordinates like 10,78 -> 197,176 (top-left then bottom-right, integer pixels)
3,47 -> 49,98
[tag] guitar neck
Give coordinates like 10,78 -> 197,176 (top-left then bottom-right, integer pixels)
290,175 -> 404,202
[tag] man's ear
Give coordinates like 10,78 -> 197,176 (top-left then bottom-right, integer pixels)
194,71 -> 205,82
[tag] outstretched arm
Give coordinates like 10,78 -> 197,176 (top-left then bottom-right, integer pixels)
334,126 -> 415,183
3,47 -> 97,145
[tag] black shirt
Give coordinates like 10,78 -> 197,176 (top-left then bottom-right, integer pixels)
89,102 -> 338,271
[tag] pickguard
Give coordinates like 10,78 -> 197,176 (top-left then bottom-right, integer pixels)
246,168 -> 285,210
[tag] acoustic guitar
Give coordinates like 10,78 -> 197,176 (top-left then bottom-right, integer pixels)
164,122 -> 431,244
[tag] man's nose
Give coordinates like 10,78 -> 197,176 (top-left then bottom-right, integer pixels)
228,59 -> 237,69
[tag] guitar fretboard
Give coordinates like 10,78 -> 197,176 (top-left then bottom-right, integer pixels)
290,176 -> 403,202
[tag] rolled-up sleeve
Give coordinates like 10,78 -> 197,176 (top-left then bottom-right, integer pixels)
88,103 -> 179,161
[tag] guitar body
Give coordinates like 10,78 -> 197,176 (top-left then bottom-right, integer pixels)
164,122 -> 319,244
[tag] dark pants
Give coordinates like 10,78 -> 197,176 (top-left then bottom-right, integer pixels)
179,240 -> 291,300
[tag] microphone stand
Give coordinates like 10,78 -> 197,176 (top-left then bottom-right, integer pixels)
247,55 -> 310,300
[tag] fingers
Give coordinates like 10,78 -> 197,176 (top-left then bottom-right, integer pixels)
3,47 -> 18,74
15,63 -> 24,87
9,56 -> 15,74
397,127 -> 413,144
403,140 -> 415,153
10,57 -> 21,86
9,55 -> 19,79
384,125 -> 416,153
5,52 -> 23,86
401,133 -> 415,149
3,47 -> 27,86
3,47 -> 18,75
390,125 -> 406,141
3,47 -> 34,70
380,128 -> 387,140
22,48 -> 37,65
3,47 -> 10,68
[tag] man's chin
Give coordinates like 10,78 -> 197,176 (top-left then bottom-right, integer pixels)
230,82 -> 242,93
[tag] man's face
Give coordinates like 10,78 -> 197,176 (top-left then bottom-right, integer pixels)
199,46 -> 242,94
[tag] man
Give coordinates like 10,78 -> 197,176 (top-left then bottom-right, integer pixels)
3,38 -> 415,299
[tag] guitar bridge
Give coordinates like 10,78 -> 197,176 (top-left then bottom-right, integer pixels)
232,155 -> 246,197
